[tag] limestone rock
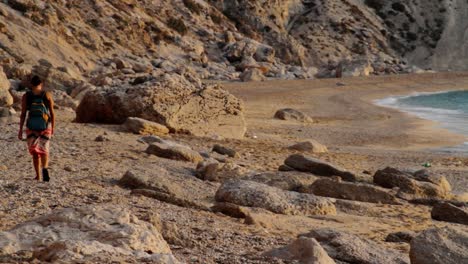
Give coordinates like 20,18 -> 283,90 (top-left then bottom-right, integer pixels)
76,74 -> 246,139
146,141 -> 203,163
196,161 -> 220,181
340,59 -> 374,77
212,144 -> 238,158
138,135 -> 165,145
305,229 -> 410,264
240,68 -> 266,82
50,90 -> 78,110
431,202 -> 468,225
0,66 -> 13,107
119,168 -> 208,210
196,161 -> 249,182
284,154 -> 356,181
307,178 -> 400,205
215,180 -> 336,216
0,206 -> 178,263
410,227 -> 468,264
278,164 -> 295,171
123,117 -> 169,136
274,108 -> 312,123
385,231 -> 416,243
70,82 -> 96,102
373,167 -> 451,200
288,140 -> 328,153
32,65 -> 82,91
413,169 -> 452,192
264,237 -> 336,264
244,171 -> 318,192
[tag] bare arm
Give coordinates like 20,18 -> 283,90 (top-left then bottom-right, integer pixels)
46,92 -> 55,134
18,94 -> 27,140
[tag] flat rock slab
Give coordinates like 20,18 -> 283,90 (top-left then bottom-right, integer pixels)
146,140 -> 203,163
264,237 -> 336,264
305,229 -> 410,264
119,167 -> 212,210
0,206 -> 179,263
431,202 -> 468,225
244,171 -> 318,192
274,108 -> 313,123
288,140 -> 328,153
307,178 -> 401,204
284,154 -> 356,181
410,227 -> 468,264
123,117 -> 169,135
215,180 -> 336,216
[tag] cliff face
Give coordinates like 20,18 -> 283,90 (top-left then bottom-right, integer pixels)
366,0 -> 468,71
0,0 -> 467,84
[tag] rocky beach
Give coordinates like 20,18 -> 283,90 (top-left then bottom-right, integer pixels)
1,0 -> 468,263
1,72 -> 468,263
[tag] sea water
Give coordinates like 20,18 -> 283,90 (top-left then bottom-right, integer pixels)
376,90 -> 468,152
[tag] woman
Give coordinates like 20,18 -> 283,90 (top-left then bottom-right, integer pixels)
18,75 -> 55,181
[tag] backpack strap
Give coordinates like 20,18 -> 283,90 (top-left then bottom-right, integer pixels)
26,91 -> 32,110
26,91 -> 50,110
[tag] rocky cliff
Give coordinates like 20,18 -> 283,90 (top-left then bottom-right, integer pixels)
1,0 -> 468,84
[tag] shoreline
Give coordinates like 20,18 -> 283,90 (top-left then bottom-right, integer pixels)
374,89 -> 468,152
224,71 -> 468,152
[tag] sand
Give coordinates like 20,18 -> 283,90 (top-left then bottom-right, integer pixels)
1,72 -> 468,263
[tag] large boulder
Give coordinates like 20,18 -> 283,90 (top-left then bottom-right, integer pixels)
274,108 -> 312,123
373,167 -> 451,200
284,154 -> 356,181
76,73 -> 246,139
0,206 -> 179,263
410,227 -> 468,264
123,117 -> 170,135
0,66 -> 13,107
264,237 -> 336,264
215,180 -> 336,216
145,139 -> 203,163
431,202 -> 468,225
305,229 -> 410,264
307,178 -> 401,204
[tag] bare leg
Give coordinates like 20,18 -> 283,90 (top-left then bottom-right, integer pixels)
33,154 -> 41,180
41,154 -> 50,182
41,154 -> 49,169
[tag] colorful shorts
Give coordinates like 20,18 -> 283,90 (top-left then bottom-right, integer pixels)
26,128 -> 52,156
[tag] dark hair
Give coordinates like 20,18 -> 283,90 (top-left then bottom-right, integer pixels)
31,75 -> 42,87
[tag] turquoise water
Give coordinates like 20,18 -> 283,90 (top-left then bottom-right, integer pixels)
377,90 -> 468,152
